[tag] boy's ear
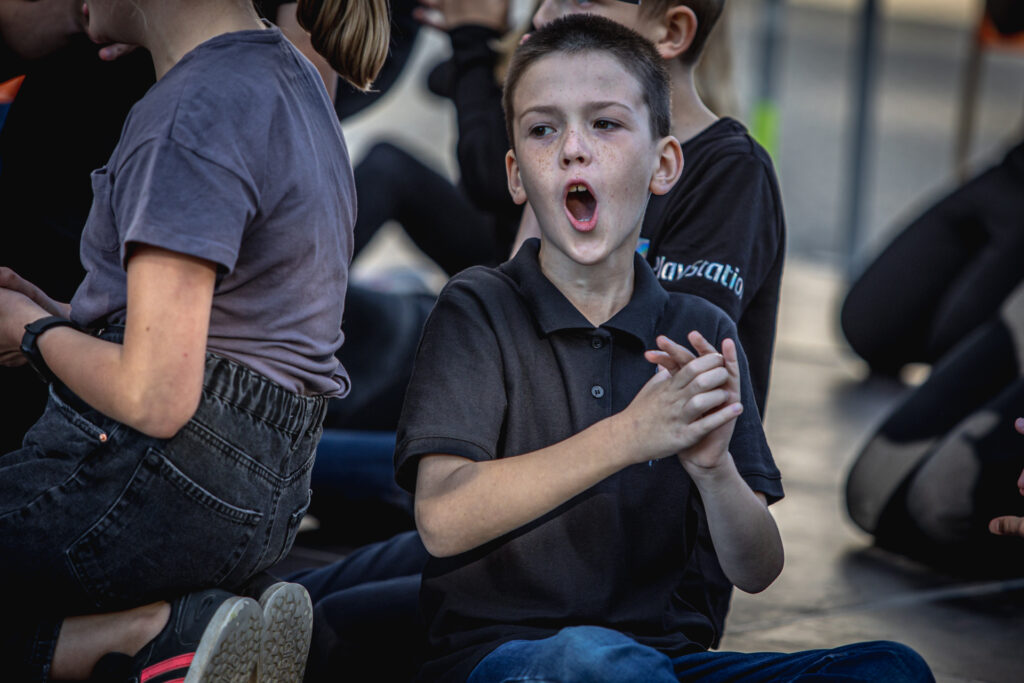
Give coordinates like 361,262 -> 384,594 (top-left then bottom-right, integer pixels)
653,6 -> 698,61
650,136 -> 683,196
506,149 -> 528,206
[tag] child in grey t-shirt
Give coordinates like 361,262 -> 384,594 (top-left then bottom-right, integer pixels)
0,1 -> 390,681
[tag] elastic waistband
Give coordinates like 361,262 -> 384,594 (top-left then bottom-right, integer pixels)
201,352 -> 328,437
79,326 -> 327,437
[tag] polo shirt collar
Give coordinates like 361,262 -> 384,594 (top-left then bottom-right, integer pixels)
501,238 -> 669,344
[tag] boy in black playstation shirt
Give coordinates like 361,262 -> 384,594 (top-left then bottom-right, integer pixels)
394,15 -> 931,683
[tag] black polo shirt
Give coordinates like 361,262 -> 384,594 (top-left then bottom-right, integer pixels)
395,239 -> 783,683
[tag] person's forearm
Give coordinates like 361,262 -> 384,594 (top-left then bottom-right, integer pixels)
416,413 -> 644,557
449,26 -> 518,213
684,453 -> 784,593
38,326 -> 204,438
31,247 -> 215,438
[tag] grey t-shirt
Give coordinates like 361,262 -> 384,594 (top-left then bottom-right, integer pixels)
70,25 -> 353,397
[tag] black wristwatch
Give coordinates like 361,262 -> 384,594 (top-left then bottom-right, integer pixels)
20,316 -> 81,384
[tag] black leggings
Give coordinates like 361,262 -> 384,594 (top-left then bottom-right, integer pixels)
845,283 -> 1024,573
840,139 -> 1024,374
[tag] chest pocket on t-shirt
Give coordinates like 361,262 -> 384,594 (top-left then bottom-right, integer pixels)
81,167 -> 121,254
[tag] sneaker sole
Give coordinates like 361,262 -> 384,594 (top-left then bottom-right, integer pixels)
258,582 -> 313,683
184,596 -> 262,683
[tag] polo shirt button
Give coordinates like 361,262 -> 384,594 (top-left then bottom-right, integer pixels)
591,385 -> 605,398
591,337 -> 604,349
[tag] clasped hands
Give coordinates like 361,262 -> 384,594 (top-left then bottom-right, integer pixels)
625,331 -> 743,472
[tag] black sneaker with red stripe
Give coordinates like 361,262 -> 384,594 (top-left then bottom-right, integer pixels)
129,588 -> 262,683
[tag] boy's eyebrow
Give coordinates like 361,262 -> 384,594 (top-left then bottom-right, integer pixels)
518,100 -> 637,120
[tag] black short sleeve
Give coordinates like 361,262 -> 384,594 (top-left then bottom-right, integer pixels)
394,271 -> 510,492
711,310 -> 783,504
643,120 -> 786,417
651,151 -> 782,320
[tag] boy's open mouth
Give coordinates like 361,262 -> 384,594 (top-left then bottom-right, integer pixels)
564,181 -> 598,232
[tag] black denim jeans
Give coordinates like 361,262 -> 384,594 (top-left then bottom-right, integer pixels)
0,331 -> 327,681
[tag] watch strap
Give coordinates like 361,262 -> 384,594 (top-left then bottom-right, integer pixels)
20,316 -> 81,384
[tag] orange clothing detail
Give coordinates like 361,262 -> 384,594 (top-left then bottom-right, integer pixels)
0,76 -> 25,104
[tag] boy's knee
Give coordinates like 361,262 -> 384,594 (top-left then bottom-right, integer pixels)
546,627 -> 673,683
476,627 -> 673,683
833,640 -> 934,682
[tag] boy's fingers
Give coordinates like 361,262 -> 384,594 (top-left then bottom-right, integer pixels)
670,353 -> 724,391
682,388 -> 731,419
687,330 -> 718,357
989,515 -> 1024,538
722,338 -> 741,381
681,366 -> 729,399
645,350 -> 682,375
691,401 -> 743,435
1015,417 -> 1024,436
656,335 -> 696,367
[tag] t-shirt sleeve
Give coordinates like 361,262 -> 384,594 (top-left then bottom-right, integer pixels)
394,275 -> 509,493
716,312 -> 784,503
653,151 -> 783,322
111,137 -> 258,272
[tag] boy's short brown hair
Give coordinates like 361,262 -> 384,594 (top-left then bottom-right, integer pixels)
502,14 -> 671,149
643,0 -> 725,65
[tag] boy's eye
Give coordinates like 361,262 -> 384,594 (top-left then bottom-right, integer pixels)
594,119 -> 618,131
529,124 -> 555,138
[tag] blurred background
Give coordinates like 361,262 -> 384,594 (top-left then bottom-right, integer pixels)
345,0 -> 1024,283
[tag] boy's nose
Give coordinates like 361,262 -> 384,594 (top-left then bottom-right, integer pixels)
560,129 -> 591,168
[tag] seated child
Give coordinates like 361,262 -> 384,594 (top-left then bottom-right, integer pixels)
393,15 -> 934,683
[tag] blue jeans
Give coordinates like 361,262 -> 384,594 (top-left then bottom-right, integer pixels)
0,337 -> 327,681
468,626 -> 934,683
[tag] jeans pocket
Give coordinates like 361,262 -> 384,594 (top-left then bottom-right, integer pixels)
66,448 -> 263,608
269,488 -> 312,569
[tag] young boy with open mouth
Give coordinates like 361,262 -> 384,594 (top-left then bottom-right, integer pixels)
393,14 -> 934,683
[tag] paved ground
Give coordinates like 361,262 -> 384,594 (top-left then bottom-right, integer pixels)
281,2 -> 1024,681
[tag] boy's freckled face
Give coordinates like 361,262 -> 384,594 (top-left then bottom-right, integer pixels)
508,51 -> 661,269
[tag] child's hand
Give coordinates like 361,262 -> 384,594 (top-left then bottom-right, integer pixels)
622,333 -> 741,465
988,417 -> 1024,538
0,267 -> 70,318
675,335 -> 743,474
0,286 -> 49,366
